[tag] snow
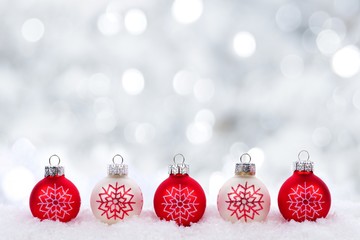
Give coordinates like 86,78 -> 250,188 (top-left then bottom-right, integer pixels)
1,201 -> 360,240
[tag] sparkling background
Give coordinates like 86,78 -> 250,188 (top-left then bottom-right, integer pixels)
1,0 -> 360,209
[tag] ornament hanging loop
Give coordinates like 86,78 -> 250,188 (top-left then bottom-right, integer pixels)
240,153 -> 251,163
49,154 -> 61,166
112,154 -> 124,165
298,150 -> 310,162
173,153 -> 186,165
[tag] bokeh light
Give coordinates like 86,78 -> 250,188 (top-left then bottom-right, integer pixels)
97,12 -> 121,36
233,32 -> 256,58
122,69 -> 145,95
124,9 -> 147,35
172,0 -> 203,24
21,18 -> 45,42
332,45 -> 360,78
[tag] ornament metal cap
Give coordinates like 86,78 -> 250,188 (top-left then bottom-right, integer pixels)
108,154 -> 128,176
45,154 -> 64,177
235,153 -> 256,176
293,150 -> 314,172
168,153 -> 189,175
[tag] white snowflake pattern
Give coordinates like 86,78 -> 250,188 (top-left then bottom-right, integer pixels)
162,184 -> 199,223
38,184 -> 74,220
287,182 -> 324,221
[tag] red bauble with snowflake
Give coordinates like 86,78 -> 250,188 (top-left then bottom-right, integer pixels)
217,153 -> 270,222
29,155 -> 81,222
278,150 -> 331,222
90,154 -> 143,224
153,154 -> 206,226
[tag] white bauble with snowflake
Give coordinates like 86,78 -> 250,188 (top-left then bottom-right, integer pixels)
90,155 -> 143,224
217,153 -> 271,222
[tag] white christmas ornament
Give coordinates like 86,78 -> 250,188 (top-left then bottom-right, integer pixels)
90,154 -> 143,224
217,153 -> 270,222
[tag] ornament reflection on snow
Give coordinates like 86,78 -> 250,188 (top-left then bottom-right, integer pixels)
153,154 -> 206,226
217,153 -> 271,222
278,150 -> 331,222
90,154 -> 143,224
29,155 -> 81,222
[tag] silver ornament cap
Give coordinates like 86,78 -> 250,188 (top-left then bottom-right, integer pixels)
108,154 -> 128,176
45,154 -> 64,177
293,150 -> 314,172
235,153 -> 256,176
169,153 -> 189,175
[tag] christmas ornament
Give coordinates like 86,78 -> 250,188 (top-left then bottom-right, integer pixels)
29,154 -> 81,222
278,150 -> 331,222
90,154 -> 143,224
217,153 -> 270,222
153,154 -> 206,226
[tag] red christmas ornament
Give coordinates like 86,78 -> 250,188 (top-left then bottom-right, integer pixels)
278,150 -> 331,222
153,154 -> 206,226
29,155 -> 81,222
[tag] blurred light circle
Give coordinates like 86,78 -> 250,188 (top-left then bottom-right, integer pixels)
280,54 -> 304,78
97,12 -> 121,36
186,122 -> 212,144
172,0 -> 203,24
124,9 -> 147,35
135,123 -> 155,144
308,11 -> 329,34
275,4 -> 302,32
323,18 -> 347,39
89,73 -> 111,96
233,32 -> 256,58
3,167 -> 35,201
173,70 -> 198,95
195,109 -> 215,126
21,18 -> 45,42
122,69 -> 145,95
332,45 -> 360,78
316,29 -> 341,55
193,78 -> 215,102
312,127 -> 332,147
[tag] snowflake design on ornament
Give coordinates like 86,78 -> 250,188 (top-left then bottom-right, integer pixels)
162,184 -> 199,223
226,182 -> 264,221
287,182 -> 324,221
97,183 -> 135,220
38,184 -> 74,220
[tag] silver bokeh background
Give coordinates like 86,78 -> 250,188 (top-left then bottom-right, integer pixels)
1,0 -> 360,209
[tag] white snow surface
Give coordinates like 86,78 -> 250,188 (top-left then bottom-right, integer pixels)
1,201 -> 360,240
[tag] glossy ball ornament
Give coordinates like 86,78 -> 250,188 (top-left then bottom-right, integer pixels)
217,153 -> 271,222
29,155 -> 81,222
90,154 -> 143,224
153,154 -> 206,226
278,150 -> 331,222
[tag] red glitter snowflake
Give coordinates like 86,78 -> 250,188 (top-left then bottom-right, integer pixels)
162,184 -> 199,223
226,182 -> 264,221
97,183 -> 135,220
287,182 -> 324,221
38,184 -> 74,220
